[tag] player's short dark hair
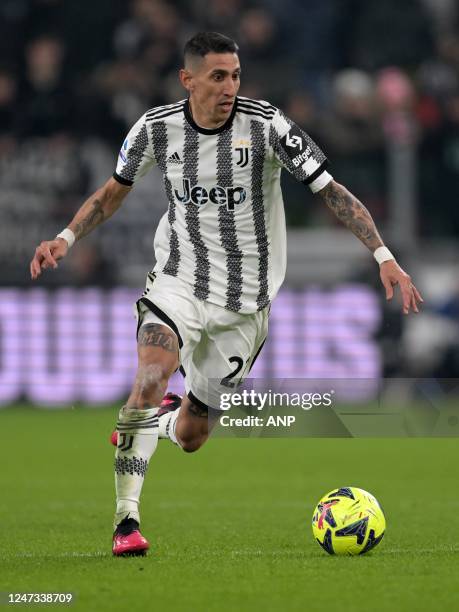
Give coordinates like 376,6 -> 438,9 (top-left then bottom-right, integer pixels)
184,32 -> 239,63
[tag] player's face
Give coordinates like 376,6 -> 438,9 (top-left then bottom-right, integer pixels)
182,53 -> 241,128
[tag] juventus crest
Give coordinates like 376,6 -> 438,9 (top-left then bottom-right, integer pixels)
235,145 -> 250,168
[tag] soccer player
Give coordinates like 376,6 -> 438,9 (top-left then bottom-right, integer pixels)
29,32 -> 423,556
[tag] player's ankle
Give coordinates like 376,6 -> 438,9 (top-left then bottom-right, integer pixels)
115,517 -> 140,536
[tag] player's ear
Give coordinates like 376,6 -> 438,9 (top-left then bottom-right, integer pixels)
179,68 -> 193,93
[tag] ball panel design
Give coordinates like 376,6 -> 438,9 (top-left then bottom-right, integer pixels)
312,486 -> 386,556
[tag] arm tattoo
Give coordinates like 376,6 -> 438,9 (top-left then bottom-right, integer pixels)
320,181 -> 384,252
138,323 -> 177,352
74,198 -> 105,240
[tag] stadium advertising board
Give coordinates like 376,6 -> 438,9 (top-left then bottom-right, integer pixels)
0,285 -> 380,406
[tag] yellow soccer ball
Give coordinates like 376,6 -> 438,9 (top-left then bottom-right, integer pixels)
312,487 -> 386,556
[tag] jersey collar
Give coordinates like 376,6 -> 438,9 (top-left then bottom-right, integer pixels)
183,98 -> 237,135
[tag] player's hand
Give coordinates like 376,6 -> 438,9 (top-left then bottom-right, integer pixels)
30,238 -> 69,280
380,259 -> 423,315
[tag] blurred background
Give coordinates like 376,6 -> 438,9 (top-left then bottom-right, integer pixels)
0,0 -> 458,406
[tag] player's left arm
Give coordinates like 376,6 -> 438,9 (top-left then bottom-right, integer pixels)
319,179 -> 423,315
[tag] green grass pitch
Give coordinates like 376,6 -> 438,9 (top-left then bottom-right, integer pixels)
1,406 -> 458,612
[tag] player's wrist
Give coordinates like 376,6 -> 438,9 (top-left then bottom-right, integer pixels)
55,228 -> 76,249
373,246 -> 395,266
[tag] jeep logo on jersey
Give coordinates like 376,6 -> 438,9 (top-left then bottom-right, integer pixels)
174,178 -> 247,211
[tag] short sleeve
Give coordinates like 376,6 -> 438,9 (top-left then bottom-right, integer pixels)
269,110 -> 332,192
113,114 -> 156,187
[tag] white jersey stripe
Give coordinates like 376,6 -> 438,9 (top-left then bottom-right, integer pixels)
217,127 -> 244,311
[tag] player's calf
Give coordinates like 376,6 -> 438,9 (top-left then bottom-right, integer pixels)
174,398 -> 219,452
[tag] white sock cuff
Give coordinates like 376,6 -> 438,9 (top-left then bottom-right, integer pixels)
114,503 -> 140,529
117,405 -> 159,434
168,410 -> 180,445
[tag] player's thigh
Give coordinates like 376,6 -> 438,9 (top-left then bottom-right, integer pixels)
183,306 -> 269,410
210,307 -> 268,386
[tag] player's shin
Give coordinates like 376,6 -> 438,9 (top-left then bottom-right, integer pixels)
113,405 -> 158,529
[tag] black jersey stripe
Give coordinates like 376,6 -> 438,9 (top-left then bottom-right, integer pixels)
146,107 -> 184,122
151,121 -> 180,277
237,98 -> 277,113
182,118 -> 211,301
237,107 -> 275,121
250,120 -> 270,310
217,127 -> 244,312
117,123 -> 149,184
146,101 -> 185,118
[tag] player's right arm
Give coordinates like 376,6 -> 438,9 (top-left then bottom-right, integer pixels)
31,110 -> 156,280
30,177 -> 131,280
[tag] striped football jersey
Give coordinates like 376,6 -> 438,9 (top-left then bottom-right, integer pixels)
114,96 -> 332,313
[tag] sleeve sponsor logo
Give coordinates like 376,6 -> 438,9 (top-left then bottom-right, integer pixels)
293,146 -> 313,168
280,125 -> 313,167
118,139 -> 128,164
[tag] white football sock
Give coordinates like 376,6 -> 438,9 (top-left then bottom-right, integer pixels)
158,409 -> 180,446
114,405 -> 158,529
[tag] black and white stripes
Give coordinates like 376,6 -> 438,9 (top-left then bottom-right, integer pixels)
114,96 -> 330,314
183,120 -> 211,300
237,98 -> 276,121
151,121 -> 181,277
116,410 -> 159,433
117,123 -> 149,185
217,127 -> 244,312
146,101 -> 185,122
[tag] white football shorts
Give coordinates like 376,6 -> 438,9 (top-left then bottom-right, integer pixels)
135,272 -> 269,411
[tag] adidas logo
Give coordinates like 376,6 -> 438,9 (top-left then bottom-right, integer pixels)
167,152 -> 182,164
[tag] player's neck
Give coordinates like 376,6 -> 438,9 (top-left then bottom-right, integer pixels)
188,99 -> 226,130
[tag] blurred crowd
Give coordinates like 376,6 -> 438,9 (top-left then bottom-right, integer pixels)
1,0 -> 459,284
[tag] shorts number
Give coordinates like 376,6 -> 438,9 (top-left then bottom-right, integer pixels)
220,356 -> 249,388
